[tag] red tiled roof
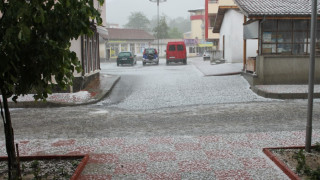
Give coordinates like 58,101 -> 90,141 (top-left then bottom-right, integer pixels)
234,0 -> 320,17
107,28 -> 155,40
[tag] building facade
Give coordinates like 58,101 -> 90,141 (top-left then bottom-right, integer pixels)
213,6 -> 258,63
187,8 -> 214,56
205,0 -> 236,49
69,0 -> 108,92
233,0 -> 320,85
106,28 -> 155,58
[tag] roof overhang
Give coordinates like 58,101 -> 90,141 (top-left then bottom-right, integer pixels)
97,26 -> 109,40
212,6 -> 239,33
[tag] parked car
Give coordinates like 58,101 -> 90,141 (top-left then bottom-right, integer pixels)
117,51 -> 136,66
203,51 -> 211,61
166,41 -> 187,65
142,48 -> 159,65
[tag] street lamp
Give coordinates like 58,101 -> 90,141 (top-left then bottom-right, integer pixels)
149,0 -> 166,56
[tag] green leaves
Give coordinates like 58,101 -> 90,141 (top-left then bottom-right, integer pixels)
18,25 -> 31,40
0,0 -> 104,101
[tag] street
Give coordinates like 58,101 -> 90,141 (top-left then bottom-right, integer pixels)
4,57 -> 320,140
2,57 -> 320,179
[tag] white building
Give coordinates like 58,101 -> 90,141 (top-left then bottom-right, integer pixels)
213,6 -> 258,63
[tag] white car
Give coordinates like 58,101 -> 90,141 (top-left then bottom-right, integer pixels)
203,51 -> 211,61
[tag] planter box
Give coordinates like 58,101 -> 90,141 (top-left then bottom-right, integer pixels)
0,154 -> 89,180
263,146 -> 306,180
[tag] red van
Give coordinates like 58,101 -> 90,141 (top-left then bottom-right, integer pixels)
166,41 -> 187,65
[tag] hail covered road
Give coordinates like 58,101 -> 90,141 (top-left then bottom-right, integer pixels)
5,57 -> 320,140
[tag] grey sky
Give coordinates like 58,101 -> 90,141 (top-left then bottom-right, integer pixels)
106,0 -> 204,27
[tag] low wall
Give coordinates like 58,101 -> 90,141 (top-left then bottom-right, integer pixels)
255,55 -> 320,85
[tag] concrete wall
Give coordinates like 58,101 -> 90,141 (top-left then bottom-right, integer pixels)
255,56 -> 320,84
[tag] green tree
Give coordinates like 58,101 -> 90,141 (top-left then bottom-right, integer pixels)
168,17 -> 191,33
153,16 -> 169,39
124,12 -> 150,31
168,27 -> 183,39
0,0 -> 104,178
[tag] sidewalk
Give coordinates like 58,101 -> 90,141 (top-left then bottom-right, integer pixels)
2,130 -> 317,179
252,84 -> 320,99
6,74 -> 120,108
192,59 -> 320,99
192,60 -> 243,76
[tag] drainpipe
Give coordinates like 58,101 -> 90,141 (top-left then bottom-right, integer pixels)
243,16 -> 247,71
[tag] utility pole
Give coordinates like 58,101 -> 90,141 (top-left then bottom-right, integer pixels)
149,0 -> 167,56
306,0 -> 318,152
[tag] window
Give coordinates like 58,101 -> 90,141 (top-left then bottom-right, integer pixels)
177,45 -> 184,51
209,15 -> 216,28
169,45 -> 176,51
261,20 -> 320,55
82,31 -> 100,74
189,47 -> 195,53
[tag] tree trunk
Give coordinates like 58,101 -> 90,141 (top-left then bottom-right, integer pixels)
0,90 -> 21,179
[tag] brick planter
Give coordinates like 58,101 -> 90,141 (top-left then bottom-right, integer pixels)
0,154 -> 89,179
263,146 -> 307,180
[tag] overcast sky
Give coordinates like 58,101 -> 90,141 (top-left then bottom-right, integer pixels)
106,0 -> 204,27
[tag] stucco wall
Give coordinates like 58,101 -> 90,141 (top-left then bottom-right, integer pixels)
191,19 -> 204,40
219,9 -> 258,63
69,38 -> 82,78
256,56 -> 320,84
219,9 -> 243,63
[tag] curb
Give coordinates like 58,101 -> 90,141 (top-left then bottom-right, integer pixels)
263,147 -> 301,180
204,71 -> 242,76
251,86 -> 320,99
7,75 -> 121,108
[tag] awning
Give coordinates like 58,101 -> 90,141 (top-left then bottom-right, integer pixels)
198,43 -> 213,47
97,26 -> 108,40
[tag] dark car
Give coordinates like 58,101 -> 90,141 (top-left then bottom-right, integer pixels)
142,48 -> 159,65
117,51 -> 137,66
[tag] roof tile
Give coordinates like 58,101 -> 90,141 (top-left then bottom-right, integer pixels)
107,28 -> 155,40
234,0 -> 320,17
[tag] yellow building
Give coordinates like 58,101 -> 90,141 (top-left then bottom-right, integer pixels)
205,0 -> 235,49
187,8 -> 214,56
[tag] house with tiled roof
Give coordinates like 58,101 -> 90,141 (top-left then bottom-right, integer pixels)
106,28 -> 155,59
214,0 -> 320,86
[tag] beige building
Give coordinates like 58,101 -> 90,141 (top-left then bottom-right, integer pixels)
187,8 -> 214,56
205,0 -> 236,49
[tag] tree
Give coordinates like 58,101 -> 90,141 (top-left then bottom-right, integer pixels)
124,12 -> 150,31
168,17 -> 191,33
153,16 -> 169,39
0,0 -> 104,178
168,27 -> 183,39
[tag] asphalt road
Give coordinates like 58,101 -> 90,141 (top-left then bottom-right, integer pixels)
3,58 -> 320,140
